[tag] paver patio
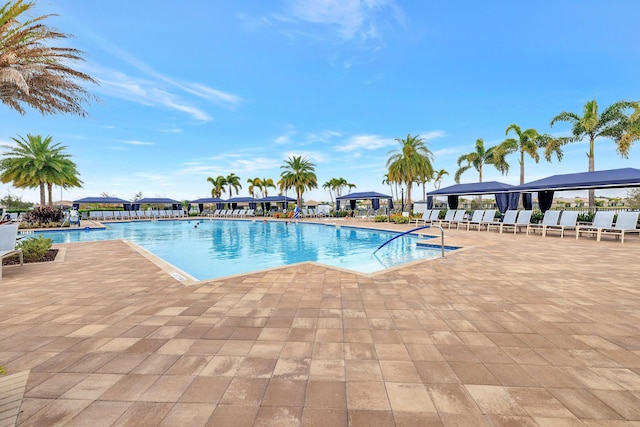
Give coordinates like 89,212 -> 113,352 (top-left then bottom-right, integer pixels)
1,219 -> 640,426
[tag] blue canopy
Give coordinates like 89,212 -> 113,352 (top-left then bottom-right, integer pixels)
226,196 -> 256,203
190,197 -> 226,203
258,195 -> 296,202
335,191 -> 393,211
515,168 -> 640,192
336,191 -> 392,200
428,181 -> 515,196
73,197 -> 130,204
136,197 -> 181,204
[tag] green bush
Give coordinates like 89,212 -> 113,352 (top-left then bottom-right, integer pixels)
577,211 -> 594,223
392,215 -> 410,224
373,215 -> 389,222
16,236 -> 53,263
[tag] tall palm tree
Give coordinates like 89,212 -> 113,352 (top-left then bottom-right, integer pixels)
206,175 -> 226,198
386,133 -> 434,208
0,0 -> 97,116
549,99 -> 636,207
322,179 -> 335,205
0,134 -> 82,206
618,102 -> 640,163
454,138 -> 505,184
432,169 -> 449,190
280,155 -> 318,208
260,177 -> 276,197
495,124 -> 552,185
247,177 -> 262,198
225,173 -> 242,197
381,173 -> 397,201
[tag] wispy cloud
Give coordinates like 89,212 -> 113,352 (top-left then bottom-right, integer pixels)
78,32 -> 243,121
121,140 -> 154,146
256,0 -> 404,55
335,134 -> 395,152
283,150 -> 328,164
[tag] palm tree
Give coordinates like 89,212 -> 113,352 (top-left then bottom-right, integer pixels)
454,138 -> 505,184
225,173 -> 242,197
432,169 -> 449,190
386,133 -> 434,208
247,177 -> 262,198
0,0 -> 97,116
280,155 -> 318,208
382,173 -> 397,201
454,138 -> 506,206
495,124 -> 552,185
206,175 -> 226,198
618,102 -> 640,163
549,99 -> 636,207
322,179 -> 335,205
0,134 -> 82,206
260,178 -> 276,197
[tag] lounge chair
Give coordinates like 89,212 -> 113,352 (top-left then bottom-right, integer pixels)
411,209 -> 431,226
527,210 -> 560,235
542,210 -> 579,238
0,224 -> 23,280
501,210 -> 532,234
597,211 -> 640,243
476,209 -> 497,231
575,211 -> 615,240
457,209 -> 484,230
487,209 -> 518,233
447,209 -> 467,229
436,209 -> 457,228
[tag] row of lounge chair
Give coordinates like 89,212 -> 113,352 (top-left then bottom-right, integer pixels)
529,209 -> 640,243
414,208 -> 640,243
210,209 -> 256,217
88,210 -> 186,220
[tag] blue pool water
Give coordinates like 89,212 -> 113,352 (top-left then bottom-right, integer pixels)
32,220 -> 450,280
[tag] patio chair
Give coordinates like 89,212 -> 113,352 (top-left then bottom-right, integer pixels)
0,224 -> 23,280
435,209 -> 457,228
447,209 -> 467,229
475,209 -> 497,231
486,209 -> 518,233
412,209 -> 431,226
527,210 -> 560,236
542,210 -> 579,238
575,211 -> 615,240
501,210 -> 533,234
457,209 -> 484,230
597,211 -> 640,244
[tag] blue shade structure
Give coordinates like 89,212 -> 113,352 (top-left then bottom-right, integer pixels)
428,181 -> 516,213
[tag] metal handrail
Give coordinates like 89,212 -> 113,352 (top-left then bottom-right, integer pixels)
372,224 -> 445,258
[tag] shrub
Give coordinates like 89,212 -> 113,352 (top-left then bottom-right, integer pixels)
577,211 -> 595,223
373,215 -> 389,222
22,206 -> 64,226
17,236 -> 53,262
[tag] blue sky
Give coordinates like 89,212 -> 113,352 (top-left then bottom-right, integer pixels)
2,0 -> 639,204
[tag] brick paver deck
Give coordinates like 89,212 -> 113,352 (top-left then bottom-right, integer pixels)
1,219 -> 640,426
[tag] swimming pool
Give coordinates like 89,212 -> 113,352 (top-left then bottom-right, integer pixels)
33,220 -> 451,280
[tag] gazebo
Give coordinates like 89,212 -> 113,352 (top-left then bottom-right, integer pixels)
133,198 -> 182,211
428,181 -> 520,213
515,168 -> 640,211
72,197 -> 131,210
336,191 -> 393,212
190,197 -> 226,212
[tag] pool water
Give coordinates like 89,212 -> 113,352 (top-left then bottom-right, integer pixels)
34,220 -> 450,280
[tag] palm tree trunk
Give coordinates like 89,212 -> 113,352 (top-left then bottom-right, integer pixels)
47,183 -> 54,207
39,183 -> 46,207
588,136 -> 595,208
406,182 -> 412,212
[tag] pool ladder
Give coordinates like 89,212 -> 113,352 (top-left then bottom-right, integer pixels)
372,224 -> 445,258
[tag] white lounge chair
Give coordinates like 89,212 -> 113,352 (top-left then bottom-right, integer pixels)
543,210 -> 579,238
436,209 -> 457,228
527,210 -> 560,235
412,210 -> 431,226
447,209 -> 467,229
487,209 -> 518,233
501,210 -> 532,234
0,224 -> 23,280
458,210 -> 484,230
575,211 -> 615,240
597,211 -> 640,243
476,209 -> 497,231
